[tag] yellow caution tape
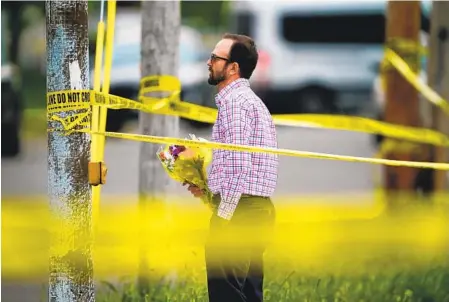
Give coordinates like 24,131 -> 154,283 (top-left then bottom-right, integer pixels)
52,128 -> 446,170
379,139 -> 425,156
386,37 -> 428,55
47,90 -> 92,113
45,89 -> 447,170
139,74 -> 183,96
374,138 -> 433,167
45,45 -> 449,171
274,114 -> 448,147
46,88 -> 449,148
47,95 -> 448,169
384,48 -> 449,115
47,89 -> 170,115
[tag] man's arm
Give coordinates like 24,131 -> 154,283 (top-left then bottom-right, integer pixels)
217,97 -> 253,220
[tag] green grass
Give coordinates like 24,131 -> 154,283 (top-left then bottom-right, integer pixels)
96,258 -> 449,302
93,206 -> 449,302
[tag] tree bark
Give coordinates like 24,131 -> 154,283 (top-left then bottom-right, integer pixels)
383,1 -> 422,208
46,0 -> 94,301
427,1 -> 449,192
138,0 -> 181,295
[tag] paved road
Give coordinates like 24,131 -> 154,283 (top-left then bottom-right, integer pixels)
2,120 -> 378,302
2,120 -> 377,197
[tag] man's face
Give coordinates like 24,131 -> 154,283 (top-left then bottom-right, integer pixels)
207,39 -> 234,86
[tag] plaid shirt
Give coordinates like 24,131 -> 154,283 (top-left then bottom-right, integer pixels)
208,78 -> 279,220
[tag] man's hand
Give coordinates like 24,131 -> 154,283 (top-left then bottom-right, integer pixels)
183,182 -> 203,198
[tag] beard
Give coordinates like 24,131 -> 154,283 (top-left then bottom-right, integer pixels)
208,69 -> 225,86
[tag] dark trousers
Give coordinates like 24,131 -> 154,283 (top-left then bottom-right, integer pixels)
205,195 -> 276,302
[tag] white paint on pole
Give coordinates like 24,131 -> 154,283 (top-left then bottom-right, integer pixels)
69,60 -> 83,90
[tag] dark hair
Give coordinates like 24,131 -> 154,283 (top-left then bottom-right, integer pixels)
222,33 -> 258,79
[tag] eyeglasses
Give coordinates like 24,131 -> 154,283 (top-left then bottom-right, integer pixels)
210,53 -> 230,62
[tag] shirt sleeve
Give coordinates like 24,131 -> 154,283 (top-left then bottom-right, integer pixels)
216,96 -> 253,220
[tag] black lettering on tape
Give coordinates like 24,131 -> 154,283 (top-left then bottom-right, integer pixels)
48,95 -> 56,106
110,96 -> 118,105
95,93 -> 106,104
57,93 -> 66,104
81,115 -> 90,123
67,92 -> 80,103
82,91 -> 90,103
144,78 -> 159,88
66,114 -> 90,125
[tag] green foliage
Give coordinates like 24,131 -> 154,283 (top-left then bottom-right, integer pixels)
96,259 -> 449,302
181,1 -> 228,30
93,202 -> 449,301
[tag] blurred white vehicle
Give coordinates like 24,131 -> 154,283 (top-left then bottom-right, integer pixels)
228,0 -> 431,115
91,9 -> 215,131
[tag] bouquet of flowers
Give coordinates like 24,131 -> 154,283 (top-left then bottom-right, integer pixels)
156,134 -> 215,210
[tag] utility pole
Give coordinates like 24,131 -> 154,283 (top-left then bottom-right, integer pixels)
138,0 -> 181,296
46,0 -> 94,301
427,1 -> 449,193
383,1 -> 422,207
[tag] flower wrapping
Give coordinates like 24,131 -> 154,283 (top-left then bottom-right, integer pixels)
156,134 -> 215,210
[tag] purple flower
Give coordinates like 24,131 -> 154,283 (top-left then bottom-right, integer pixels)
169,145 -> 186,159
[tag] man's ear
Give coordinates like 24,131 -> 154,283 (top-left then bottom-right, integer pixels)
230,62 -> 239,76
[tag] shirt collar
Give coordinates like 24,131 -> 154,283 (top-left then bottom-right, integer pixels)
214,78 -> 250,107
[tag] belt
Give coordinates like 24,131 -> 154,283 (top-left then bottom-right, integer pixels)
242,194 -> 270,199
211,194 -> 274,215
213,193 -> 270,200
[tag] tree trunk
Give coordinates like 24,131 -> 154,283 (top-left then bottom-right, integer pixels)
383,1 -> 422,208
427,1 -> 449,192
138,0 -> 181,296
46,0 -> 94,301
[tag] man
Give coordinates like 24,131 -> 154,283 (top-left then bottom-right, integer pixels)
186,33 -> 279,302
